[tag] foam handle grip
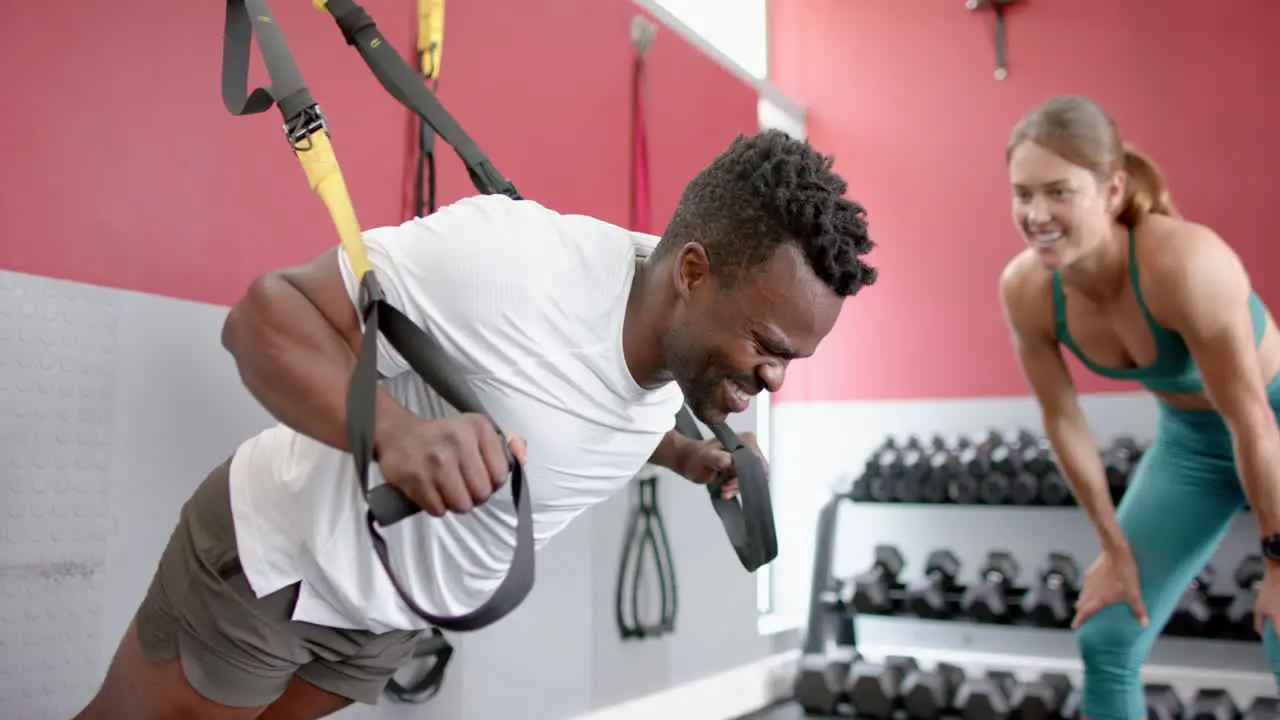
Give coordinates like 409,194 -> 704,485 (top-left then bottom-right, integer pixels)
368,484 -> 421,526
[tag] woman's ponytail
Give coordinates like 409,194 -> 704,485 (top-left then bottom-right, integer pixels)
1117,143 -> 1177,226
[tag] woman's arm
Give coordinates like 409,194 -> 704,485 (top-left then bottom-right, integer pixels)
1148,224 -> 1280,542
999,261 -> 1130,553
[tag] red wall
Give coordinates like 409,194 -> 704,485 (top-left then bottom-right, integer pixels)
769,0 -> 1280,403
0,1 -> 757,307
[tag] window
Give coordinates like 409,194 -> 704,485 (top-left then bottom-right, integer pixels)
639,0 -> 769,80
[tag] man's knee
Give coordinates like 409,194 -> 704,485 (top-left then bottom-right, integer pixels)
1076,604 -> 1152,720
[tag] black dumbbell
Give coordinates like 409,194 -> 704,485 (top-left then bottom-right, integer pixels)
1169,565 -> 1217,636
849,470 -> 873,501
1009,471 -> 1041,505
979,472 -> 1013,505
922,448 -> 959,503
1010,428 -> 1039,449
1061,687 -> 1083,719
908,550 -> 963,619
1010,672 -> 1074,720
1147,684 -> 1185,720
866,438 -> 904,502
1039,469 -> 1074,506
921,464 -> 951,503
989,443 -> 1019,476
794,647 -> 859,714
852,545 -> 906,615
901,662 -> 966,720
846,655 -> 919,719
961,551 -> 1020,623
1245,697 -> 1280,720
1102,437 -> 1141,504
959,443 -> 990,478
976,428 -> 1004,451
955,669 -> 1018,720
1191,688 -> 1241,720
892,443 -> 932,502
1022,552 -> 1082,628
949,473 -> 981,504
864,436 -> 897,473
1226,555 -> 1265,640
1017,435 -> 1054,476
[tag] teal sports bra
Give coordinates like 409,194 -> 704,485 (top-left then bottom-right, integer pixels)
1052,226 -> 1269,395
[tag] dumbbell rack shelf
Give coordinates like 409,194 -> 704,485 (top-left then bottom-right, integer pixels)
792,486 -> 1278,718
844,556 -> 1264,645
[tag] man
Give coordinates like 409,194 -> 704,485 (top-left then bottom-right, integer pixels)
75,129 -> 878,719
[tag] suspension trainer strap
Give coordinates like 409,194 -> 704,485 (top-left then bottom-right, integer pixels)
315,0 -> 518,201
615,475 -> 678,639
220,0 -> 534,632
316,0 -> 778,573
410,0 -> 444,219
385,627 -> 454,704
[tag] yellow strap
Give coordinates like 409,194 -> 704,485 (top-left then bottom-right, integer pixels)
418,0 -> 444,79
293,129 -> 372,279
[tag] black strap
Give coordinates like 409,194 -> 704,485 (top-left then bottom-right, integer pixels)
221,0 -> 777,642
674,407 -> 778,572
318,0 -> 518,200
385,628 -> 454,703
615,475 -> 678,639
316,0 -> 778,573
221,0 -> 534,633
411,22 -> 440,218
414,115 -> 438,217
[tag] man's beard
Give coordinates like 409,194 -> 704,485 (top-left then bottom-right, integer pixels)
681,375 -> 722,424
662,324 -> 719,423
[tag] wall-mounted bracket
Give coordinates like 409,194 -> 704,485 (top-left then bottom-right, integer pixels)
966,0 -> 1024,81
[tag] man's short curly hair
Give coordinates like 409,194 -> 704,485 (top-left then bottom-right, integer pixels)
653,129 -> 877,297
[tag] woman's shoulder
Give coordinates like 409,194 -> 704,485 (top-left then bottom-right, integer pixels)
1132,214 -> 1250,321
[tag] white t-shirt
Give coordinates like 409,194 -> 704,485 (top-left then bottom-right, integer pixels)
227,194 -> 686,633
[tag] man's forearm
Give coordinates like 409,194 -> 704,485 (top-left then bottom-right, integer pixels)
649,429 -> 695,475
222,272 -> 413,452
1233,426 -> 1280,537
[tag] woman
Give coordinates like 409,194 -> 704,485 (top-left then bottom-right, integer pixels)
998,94 -> 1280,719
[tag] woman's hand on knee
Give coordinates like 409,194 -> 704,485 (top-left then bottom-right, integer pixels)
1253,568 -> 1280,640
1071,549 -> 1150,629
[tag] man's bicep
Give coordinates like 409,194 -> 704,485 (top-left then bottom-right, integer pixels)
278,237 -> 417,378
276,247 -> 364,354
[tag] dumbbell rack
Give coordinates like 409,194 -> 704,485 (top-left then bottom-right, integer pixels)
791,434 -> 1279,717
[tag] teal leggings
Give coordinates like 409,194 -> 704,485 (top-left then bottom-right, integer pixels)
1076,375 -> 1280,720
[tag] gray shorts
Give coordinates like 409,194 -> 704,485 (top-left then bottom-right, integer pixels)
133,458 -> 424,708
